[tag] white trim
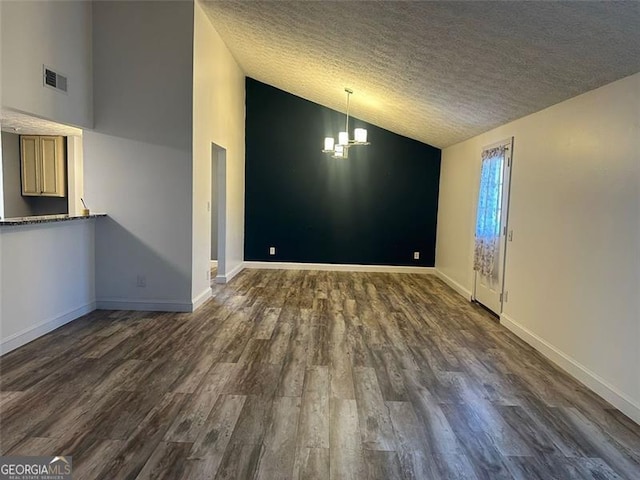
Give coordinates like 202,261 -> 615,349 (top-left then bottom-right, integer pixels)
66,135 -> 84,216
481,137 -> 513,153
216,262 -> 245,284
0,302 -> 96,355
210,260 -> 218,268
191,287 -> 212,311
435,269 -> 473,301
501,313 -> 640,425
213,144 -> 227,277
243,261 -> 435,274
96,298 -> 193,313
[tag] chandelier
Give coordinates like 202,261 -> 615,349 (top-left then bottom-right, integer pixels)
322,88 -> 369,158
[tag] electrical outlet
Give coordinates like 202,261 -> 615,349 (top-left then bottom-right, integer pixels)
413,251 -> 420,260
136,275 -> 146,288
269,246 -> 276,255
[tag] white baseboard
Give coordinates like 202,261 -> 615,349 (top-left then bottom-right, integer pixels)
435,269 -> 473,300
191,287 -> 212,311
500,313 -> 640,425
96,298 -> 193,313
0,301 -> 96,355
216,262 -> 245,284
243,261 -> 435,274
210,260 -> 218,268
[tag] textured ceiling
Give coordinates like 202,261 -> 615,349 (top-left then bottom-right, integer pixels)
0,108 -> 82,136
202,1 -> 640,148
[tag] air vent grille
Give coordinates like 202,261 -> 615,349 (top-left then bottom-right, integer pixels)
43,66 -> 68,93
45,69 -> 57,88
56,74 -> 67,92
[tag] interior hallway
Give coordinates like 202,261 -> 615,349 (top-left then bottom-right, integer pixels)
1,269 -> 638,479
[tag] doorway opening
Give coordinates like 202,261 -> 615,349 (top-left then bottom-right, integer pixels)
472,137 -> 513,315
211,143 -> 226,283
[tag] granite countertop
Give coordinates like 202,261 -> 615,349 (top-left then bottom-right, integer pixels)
0,213 -> 107,227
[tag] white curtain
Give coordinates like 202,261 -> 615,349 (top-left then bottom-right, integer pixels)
473,146 -> 506,278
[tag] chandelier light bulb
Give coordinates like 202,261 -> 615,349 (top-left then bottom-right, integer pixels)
354,128 -> 367,143
324,137 -> 335,151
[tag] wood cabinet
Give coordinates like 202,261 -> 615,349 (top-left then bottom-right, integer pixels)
20,135 -> 66,197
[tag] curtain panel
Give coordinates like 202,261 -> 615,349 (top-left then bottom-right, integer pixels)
473,146 -> 506,278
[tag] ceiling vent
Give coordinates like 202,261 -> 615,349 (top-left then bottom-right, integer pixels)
43,66 -> 67,93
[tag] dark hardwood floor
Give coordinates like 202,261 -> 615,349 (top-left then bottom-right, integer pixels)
1,270 -> 639,479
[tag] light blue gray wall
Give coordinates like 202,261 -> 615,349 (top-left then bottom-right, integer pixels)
84,1 -> 195,308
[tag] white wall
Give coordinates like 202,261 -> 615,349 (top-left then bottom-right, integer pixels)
0,220 -> 96,354
436,73 -> 640,423
0,2 -> 4,220
1,6 -> 4,343
1,0 -> 92,128
84,1 -> 195,311
434,138 -> 478,299
192,1 -> 245,295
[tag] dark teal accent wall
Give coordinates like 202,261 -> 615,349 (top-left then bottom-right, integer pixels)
245,78 -> 441,266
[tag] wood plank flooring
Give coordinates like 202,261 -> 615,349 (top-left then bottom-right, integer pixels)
1,270 -> 639,479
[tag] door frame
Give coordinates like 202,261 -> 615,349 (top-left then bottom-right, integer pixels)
211,143 -> 227,283
472,136 -> 514,314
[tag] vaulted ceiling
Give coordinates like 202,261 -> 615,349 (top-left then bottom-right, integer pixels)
201,1 -> 640,148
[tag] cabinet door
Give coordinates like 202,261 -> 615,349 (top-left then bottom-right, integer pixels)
21,135 -> 40,195
39,136 -> 66,197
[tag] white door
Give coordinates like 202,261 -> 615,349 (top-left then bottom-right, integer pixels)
473,138 -> 513,315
